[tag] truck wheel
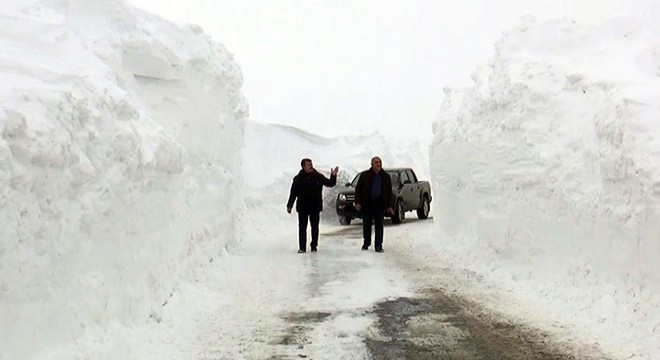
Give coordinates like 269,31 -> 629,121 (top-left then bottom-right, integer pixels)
339,216 -> 351,225
417,196 -> 430,219
391,200 -> 404,224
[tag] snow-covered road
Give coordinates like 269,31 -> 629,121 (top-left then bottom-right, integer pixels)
130,217 -> 611,359
192,228 -> 414,360
131,219 -> 411,359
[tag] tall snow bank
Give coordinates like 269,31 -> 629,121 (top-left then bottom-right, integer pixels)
431,16 -> 660,358
0,0 -> 248,358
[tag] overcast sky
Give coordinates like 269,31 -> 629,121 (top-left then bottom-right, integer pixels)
127,0 -> 656,140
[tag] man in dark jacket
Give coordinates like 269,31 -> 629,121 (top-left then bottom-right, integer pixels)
287,158 -> 338,253
354,156 -> 393,253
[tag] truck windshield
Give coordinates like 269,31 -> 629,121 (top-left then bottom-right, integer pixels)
350,174 -> 360,187
350,170 -> 399,187
388,171 -> 399,185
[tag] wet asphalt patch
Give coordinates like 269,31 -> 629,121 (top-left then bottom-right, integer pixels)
365,289 -> 610,360
267,292 -> 610,360
267,311 -> 333,359
265,222 -> 611,359
272,311 -> 333,347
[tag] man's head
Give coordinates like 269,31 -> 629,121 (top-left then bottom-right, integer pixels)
371,156 -> 382,173
301,158 -> 313,173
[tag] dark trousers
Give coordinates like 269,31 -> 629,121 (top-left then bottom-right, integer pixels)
298,211 -> 320,251
362,198 -> 384,250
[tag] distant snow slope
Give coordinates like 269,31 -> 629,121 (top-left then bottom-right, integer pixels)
0,1 -> 248,358
241,122 -> 430,224
431,16 -> 660,358
243,122 -> 430,187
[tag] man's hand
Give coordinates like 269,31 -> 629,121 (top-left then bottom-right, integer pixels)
331,166 -> 339,176
354,203 -> 361,211
287,207 -> 292,214
386,207 -> 393,215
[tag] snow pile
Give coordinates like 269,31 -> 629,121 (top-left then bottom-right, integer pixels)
430,16 -> 660,358
0,0 -> 248,358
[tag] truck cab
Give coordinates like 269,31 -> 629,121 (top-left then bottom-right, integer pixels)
335,167 -> 432,225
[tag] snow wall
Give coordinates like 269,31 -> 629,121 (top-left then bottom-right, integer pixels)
430,16 -> 660,356
0,1 -> 248,358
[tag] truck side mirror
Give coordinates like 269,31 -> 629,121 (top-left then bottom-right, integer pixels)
345,183 -> 351,187
403,179 -> 412,185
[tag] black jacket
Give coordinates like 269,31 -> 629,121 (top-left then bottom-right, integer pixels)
354,168 -> 393,211
287,169 -> 337,213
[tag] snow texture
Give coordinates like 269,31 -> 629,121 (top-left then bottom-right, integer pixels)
0,1 -> 247,358
430,16 -> 660,359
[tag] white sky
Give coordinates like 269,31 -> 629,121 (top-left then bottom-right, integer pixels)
128,0 -> 656,140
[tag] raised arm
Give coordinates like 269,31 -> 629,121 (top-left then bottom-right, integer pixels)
313,166 -> 337,187
322,173 -> 336,187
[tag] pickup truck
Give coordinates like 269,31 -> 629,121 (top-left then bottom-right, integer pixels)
335,167 -> 432,225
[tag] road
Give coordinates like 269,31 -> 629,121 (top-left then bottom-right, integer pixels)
273,219 -> 610,360
134,216 -> 612,359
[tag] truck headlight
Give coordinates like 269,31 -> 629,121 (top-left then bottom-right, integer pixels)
338,194 -> 346,202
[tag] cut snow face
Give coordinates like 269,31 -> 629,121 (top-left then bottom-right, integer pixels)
430,16 -> 660,359
0,1 -> 248,358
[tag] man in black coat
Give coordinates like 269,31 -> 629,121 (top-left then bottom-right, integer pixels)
354,156 -> 393,253
287,158 -> 338,253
